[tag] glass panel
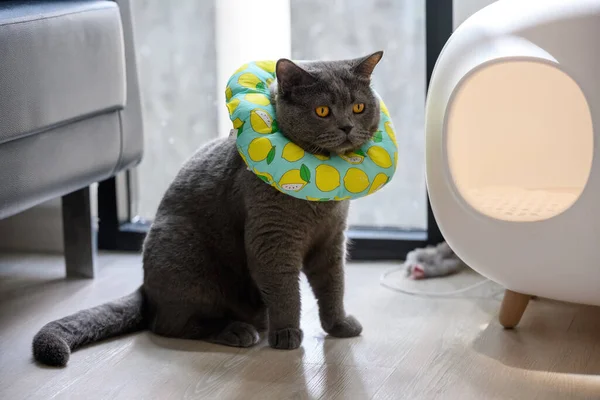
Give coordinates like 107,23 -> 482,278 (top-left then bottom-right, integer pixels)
448,61 -> 593,222
132,0 -> 289,220
131,0 -> 427,230
290,0 -> 427,229
132,0 -> 218,219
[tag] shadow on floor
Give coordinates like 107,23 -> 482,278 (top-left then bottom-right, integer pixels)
472,299 -> 600,375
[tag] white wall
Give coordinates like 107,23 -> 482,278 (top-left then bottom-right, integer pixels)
0,199 -> 64,253
454,0 -> 497,29
0,183 -> 98,253
216,0 -> 291,138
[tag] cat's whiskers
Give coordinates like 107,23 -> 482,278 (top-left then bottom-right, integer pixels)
318,130 -> 376,154
317,133 -> 348,148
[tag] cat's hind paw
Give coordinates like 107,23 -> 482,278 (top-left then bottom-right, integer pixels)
209,321 -> 260,348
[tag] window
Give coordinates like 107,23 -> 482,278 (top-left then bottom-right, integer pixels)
290,0 -> 426,230
98,0 -> 453,259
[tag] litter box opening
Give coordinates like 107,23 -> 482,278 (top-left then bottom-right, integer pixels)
446,59 -> 593,222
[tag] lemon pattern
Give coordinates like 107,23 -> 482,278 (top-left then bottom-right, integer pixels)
380,99 -> 390,118
250,109 -> 277,134
344,168 -> 370,193
339,150 -> 365,165
279,165 -> 310,191
253,168 -> 274,184
384,121 -> 397,144
248,137 -> 275,164
226,98 -> 240,117
315,165 -> 340,192
245,93 -> 271,106
282,142 -> 305,162
367,145 -> 393,168
231,118 -> 245,137
306,196 -> 333,201
226,61 -> 398,201
368,173 -> 389,194
238,73 -> 265,90
255,60 -> 276,73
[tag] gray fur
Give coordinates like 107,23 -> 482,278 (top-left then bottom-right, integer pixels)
274,52 -> 382,155
32,289 -> 145,366
32,52 -> 383,366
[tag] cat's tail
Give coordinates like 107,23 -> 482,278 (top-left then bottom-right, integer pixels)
32,286 -> 146,367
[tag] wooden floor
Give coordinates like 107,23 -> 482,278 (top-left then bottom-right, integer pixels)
1,252 -> 600,400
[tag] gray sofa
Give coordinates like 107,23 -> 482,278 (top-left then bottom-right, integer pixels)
0,0 -> 144,277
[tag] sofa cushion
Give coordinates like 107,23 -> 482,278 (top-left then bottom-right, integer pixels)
0,1 -> 125,145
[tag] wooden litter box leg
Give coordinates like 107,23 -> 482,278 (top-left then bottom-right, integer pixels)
499,289 -> 530,329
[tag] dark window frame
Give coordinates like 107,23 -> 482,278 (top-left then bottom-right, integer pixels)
98,0 -> 453,260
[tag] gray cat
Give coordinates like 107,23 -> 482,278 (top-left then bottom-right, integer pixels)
32,52 -> 384,367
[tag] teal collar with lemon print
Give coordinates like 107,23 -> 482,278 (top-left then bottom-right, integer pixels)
226,60 -> 398,201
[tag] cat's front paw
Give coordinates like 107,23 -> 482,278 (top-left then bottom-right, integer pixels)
268,327 -> 303,350
324,315 -> 363,338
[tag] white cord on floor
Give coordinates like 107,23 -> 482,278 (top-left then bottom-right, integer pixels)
380,265 -> 492,297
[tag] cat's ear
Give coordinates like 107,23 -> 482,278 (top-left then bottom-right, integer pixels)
352,51 -> 384,79
276,59 -> 316,92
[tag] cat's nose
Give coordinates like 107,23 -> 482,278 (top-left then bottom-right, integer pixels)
340,125 -> 353,134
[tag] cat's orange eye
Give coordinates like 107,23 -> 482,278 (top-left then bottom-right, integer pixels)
315,106 -> 330,117
353,103 -> 365,114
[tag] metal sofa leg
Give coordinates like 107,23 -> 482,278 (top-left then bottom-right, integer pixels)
61,186 -> 97,278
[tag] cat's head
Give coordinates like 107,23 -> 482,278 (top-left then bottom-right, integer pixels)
274,52 -> 383,155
